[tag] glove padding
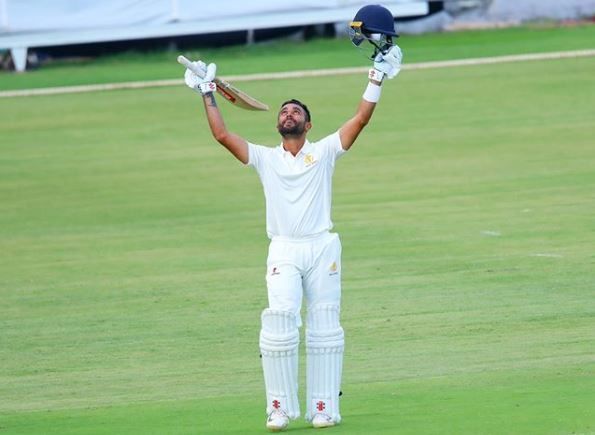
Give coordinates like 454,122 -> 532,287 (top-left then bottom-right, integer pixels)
373,45 -> 403,79
184,60 -> 217,93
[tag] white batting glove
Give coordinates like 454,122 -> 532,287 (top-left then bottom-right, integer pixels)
371,44 -> 403,80
184,60 -> 217,95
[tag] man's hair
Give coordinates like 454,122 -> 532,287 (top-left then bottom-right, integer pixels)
280,99 -> 311,122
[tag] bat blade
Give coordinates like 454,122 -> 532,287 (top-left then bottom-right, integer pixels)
177,55 -> 268,111
213,78 -> 269,111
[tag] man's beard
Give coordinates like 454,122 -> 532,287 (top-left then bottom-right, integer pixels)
277,119 -> 306,137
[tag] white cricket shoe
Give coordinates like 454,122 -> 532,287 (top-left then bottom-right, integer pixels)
266,410 -> 289,432
312,413 -> 335,429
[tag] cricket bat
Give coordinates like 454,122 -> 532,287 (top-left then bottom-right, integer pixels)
177,55 -> 269,111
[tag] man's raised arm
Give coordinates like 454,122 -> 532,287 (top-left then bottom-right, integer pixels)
182,60 -> 249,164
339,45 -> 403,151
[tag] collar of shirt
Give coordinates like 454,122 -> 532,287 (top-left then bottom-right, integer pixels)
278,140 -> 312,161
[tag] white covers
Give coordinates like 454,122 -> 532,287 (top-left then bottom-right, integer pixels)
0,1 -> 420,33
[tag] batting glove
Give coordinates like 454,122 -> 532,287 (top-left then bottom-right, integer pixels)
372,44 -> 403,80
184,60 -> 217,95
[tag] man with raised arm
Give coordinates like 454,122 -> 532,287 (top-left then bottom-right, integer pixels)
182,6 -> 402,430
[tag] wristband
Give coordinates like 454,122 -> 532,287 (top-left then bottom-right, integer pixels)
199,82 -> 216,95
362,82 -> 382,103
368,68 -> 385,82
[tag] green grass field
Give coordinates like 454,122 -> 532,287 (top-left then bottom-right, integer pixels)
1,25 -> 594,434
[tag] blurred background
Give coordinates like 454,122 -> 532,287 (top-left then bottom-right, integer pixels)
1,0 -> 594,72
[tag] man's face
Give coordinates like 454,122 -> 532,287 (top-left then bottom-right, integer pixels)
277,103 -> 310,137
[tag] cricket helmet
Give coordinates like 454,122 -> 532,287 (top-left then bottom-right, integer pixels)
349,4 -> 399,57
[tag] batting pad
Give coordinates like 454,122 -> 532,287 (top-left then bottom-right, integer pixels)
259,309 -> 300,419
305,304 -> 344,423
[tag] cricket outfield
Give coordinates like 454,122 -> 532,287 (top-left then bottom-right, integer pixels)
1,25 -> 594,434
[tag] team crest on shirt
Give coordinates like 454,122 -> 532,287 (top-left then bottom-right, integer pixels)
304,153 -> 317,167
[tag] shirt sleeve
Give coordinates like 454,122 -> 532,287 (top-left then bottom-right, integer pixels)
247,142 -> 265,170
332,130 -> 347,159
321,131 -> 346,165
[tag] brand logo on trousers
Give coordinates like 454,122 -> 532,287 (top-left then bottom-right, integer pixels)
329,262 -> 338,276
271,267 -> 280,276
316,400 -> 326,412
272,399 -> 281,409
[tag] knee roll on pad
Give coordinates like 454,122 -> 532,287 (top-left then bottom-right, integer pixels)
306,305 -> 344,423
260,309 -> 300,419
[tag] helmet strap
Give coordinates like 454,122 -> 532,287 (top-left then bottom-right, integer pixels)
350,26 -> 394,60
370,35 -> 393,59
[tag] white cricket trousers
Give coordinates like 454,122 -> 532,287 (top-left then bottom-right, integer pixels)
266,231 -> 342,327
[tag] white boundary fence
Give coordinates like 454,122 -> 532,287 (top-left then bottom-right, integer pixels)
0,0 -> 428,72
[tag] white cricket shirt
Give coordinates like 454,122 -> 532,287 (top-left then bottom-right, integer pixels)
247,131 -> 346,239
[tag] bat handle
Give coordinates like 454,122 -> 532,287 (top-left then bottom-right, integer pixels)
177,55 -> 206,79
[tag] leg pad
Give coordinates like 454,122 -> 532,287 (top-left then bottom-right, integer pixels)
260,309 -> 300,419
306,304 -> 344,423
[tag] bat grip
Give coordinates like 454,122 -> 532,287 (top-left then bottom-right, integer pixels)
177,55 -> 207,79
